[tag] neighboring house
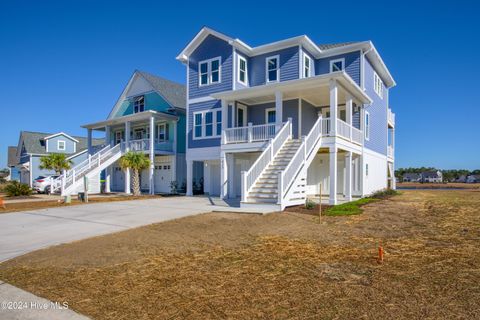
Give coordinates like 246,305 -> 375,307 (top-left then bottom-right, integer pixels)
6,146 -> 20,181
54,70 -> 191,196
421,170 -> 443,183
402,173 -> 421,182
456,175 -> 467,183
12,131 -> 104,188
177,27 -> 396,209
466,175 -> 480,183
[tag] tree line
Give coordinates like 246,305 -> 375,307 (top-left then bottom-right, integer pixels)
395,167 -> 480,181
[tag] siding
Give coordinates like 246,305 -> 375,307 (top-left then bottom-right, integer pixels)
249,46 -> 299,86
301,99 -> 319,136
315,51 -> 361,86
246,99 -> 299,138
188,100 -> 222,149
188,35 -> 233,99
363,57 -> 388,155
46,135 -> 76,154
113,91 -> 172,118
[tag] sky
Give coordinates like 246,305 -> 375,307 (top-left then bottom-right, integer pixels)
1,0 -> 479,170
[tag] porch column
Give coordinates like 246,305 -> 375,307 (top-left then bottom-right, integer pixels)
221,99 -> 228,143
124,121 -> 131,194
345,151 -> 352,201
105,125 -> 111,146
346,94 -> 353,139
172,120 -> 177,182
87,129 -> 93,154
186,159 -> 193,196
227,153 -> 235,198
275,91 -> 283,131
329,146 -> 337,205
149,116 -> 155,194
330,79 -> 338,136
105,167 -> 111,193
220,151 -> 228,199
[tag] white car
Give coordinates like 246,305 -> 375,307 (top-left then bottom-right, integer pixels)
32,175 -> 59,194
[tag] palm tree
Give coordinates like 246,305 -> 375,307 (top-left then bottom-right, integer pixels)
39,153 -> 73,175
119,151 -> 151,196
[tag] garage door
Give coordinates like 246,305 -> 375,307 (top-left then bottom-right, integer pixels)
112,167 -> 124,191
154,162 -> 172,193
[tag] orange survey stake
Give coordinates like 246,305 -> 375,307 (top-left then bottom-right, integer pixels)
378,245 -> 384,263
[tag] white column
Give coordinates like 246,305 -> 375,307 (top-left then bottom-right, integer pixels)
149,116 -> 155,195
186,159 -> 193,196
275,91 -> 283,130
124,121 -> 131,194
220,151 -> 228,199
330,79 -> 338,136
346,94 -> 353,140
329,146 -> 337,205
227,153 -> 235,198
105,125 -> 111,146
221,100 -> 229,144
172,121 -> 177,182
105,168 -> 111,193
87,129 -> 93,154
345,151 -> 352,201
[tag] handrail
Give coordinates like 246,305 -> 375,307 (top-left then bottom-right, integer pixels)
279,116 -> 323,200
223,123 -> 277,144
241,119 -> 291,202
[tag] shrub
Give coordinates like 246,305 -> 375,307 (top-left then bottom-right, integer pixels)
170,180 -> 178,194
4,181 -> 33,197
305,199 -> 316,210
371,189 -> 399,199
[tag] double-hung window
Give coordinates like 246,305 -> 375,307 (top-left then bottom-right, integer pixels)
303,54 -> 312,78
198,57 -> 221,86
374,72 -> 384,98
57,140 -> 66,151
133,95 -> 145,113
193,110 -> 222,139
365,111 -> 370,141
266,55 -> 279,83
157,123 -> 168,141
330,58 -> 345,73
238,56 -> 247,85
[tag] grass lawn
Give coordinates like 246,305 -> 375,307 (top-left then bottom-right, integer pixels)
1,189 -> 479,319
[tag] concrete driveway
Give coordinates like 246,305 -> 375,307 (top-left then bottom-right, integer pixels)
0,196 -> 219,262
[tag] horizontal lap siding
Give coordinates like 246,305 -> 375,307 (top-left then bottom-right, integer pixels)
188,100 -> 221,149
249,46 -> 299,86
189,35 -> 233,99
246,99 -> 299,138
315,51 -> 361,86
301,99 -> 319,136
46,135 -> 76,153
364,57 -> 387,155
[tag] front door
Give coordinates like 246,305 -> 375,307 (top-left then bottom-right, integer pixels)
236,104 -> 247,127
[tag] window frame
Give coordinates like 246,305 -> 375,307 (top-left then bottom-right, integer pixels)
303,53 -> 312,78
374,72 -> 384,98
329,58 -> 345,73
133,95 -> 145,113
192,110 -> 222,140
198,56 -> 222,87
265,55 -> 280,83
57,140 -> 66,151
157,123 -> 167,141
365,111 -> 370,141
265,108 -> 276,124
237,55 -> 248,85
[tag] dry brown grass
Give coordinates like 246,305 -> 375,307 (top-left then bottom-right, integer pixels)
1,190 -> 479,319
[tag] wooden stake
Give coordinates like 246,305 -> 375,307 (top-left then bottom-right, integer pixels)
0,196 -> 5,209
378,243 -> 384,264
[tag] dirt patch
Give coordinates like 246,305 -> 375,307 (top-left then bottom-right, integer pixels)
1,190 -> 479,319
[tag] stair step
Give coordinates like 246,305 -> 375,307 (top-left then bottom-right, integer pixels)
251,188 -> 278,194
248,193 -> 278,199
258,178 -> 278,184
246,197 -> 278,204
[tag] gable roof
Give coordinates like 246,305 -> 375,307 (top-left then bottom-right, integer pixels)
422,171 -> 442,178
176,27 -> 395,88
43,132 -> 80,143
8,146 -> 18,167
403,173 -> 421,179
16,131 -> 104,156
107,70 -> 186,119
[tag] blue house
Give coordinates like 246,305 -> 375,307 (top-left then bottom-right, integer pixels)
177,27 -> 396,209
53,70 -> 190,196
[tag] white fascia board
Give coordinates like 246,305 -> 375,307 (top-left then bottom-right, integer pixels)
176,27 -> 234,62
82,110 -> 178,130
43,132 -> 80,143
106,70 -> 139,120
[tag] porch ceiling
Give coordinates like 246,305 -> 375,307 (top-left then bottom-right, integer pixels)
81,110 -> 178,131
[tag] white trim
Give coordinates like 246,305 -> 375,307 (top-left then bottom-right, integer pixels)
232,48 -> 237,90
186,58 -> 190,150
373,71 -> 384,98
198,56 -> 222,87
133,95 -> 145,113
265,55 -> 280,83
236,103 -> 247,127
364,111 -> 370,141
298,99 -> 302,137
265,107 -> 276,123
157,123 -> 167,141
303,52 -> 312,78
186,146 -> 221,161
192,109 -> 222,140
57,140 -> 66,151
237,54 -> 248,86
187,96 -> 216,105
43,132 -> 80,143
330,58 -> 345,73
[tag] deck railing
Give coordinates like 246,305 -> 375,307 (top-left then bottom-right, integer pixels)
127,139 -> 174,152
388,145 -> 394,158
223,123 -> 277,144
388,108 -> 395,126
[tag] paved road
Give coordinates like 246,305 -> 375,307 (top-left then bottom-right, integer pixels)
0,196 -> 218,262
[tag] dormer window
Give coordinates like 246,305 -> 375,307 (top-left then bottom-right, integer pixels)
266,55 -> 280,83
330,58 -> 345,72
134,96 -> 145,113
199,57 -> 221,86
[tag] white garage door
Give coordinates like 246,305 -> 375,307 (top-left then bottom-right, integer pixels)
112,167 -> 124,191
154,162 -> 172,193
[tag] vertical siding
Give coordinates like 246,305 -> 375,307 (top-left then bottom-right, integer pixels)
249,46 -> 299,86
315,51 -> 361,86
363,57 -> 388,155
188,100 -> 222,149
188,35 -> 233,99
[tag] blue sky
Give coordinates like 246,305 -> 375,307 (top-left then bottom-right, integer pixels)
1,0 -> 479,170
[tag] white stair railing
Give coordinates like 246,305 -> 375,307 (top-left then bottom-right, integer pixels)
278,116 -> 323,209
241,119 -> 292,202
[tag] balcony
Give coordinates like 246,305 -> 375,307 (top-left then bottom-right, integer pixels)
388,145 -> 394,159
127,139 -> 174,153
223,123 -> 277,144
388,107 -> 395,127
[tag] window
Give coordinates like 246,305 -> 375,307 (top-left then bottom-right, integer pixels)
266,55 -> 279,83
157,124 -> 167,141
330,58 -> 345,73
304,54 -> 312,78
193,110 -> 222,139
57,140 -> 66,150
266,108 -> 276,123
198,57 -> 221,86
115,131 -> 123,144
238,56 -> 247,85
374,72 -> 384,98
133,95 -> 145,113
365,111 -> 370,141
236,104 -> 247,127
